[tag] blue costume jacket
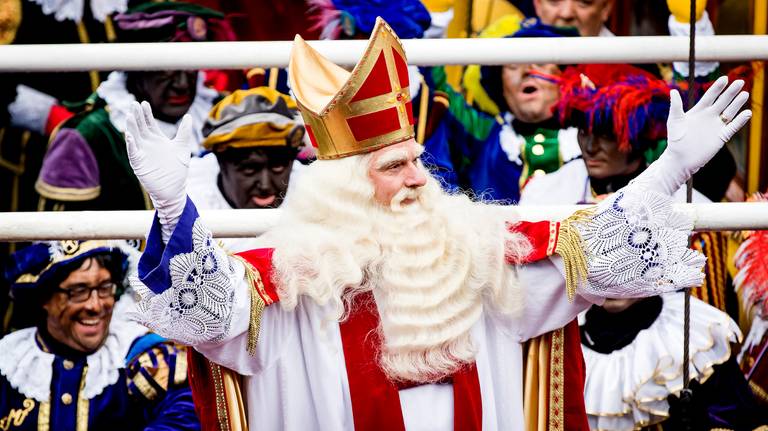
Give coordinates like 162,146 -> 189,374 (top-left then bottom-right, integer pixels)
0,324 -> 199,431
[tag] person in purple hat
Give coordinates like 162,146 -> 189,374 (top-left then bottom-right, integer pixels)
34,2 -> 233,212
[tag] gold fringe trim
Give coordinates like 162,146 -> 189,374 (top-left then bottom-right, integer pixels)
231,255 -> 268,356
554,208 -> 595,301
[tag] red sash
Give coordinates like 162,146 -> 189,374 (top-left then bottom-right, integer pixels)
339,291 -> 482,431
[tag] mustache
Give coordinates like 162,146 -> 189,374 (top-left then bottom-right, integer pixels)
390,187 -> 422,210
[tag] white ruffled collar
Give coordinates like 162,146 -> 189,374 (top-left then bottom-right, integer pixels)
28,0 -> 126,23
581,293 -> 741,430
97,71 -> 217,156
0,313 -> 147,402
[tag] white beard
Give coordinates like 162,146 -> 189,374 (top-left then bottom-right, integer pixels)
260,155 -> 531,383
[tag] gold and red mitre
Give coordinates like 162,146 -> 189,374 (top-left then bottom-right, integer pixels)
288,17 -> 415,159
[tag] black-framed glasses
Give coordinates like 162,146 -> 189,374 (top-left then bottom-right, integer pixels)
55,282 -> 118,303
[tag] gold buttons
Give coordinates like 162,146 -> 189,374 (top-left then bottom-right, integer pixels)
61,393 -> 73,405
533,169 -> 546,177
532,144 -> 545,156
533,133 -> 546,143
63,360 -> 74,370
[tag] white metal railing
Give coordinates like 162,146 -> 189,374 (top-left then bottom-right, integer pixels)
2,203 -> 767,241
1,36 -> 767,71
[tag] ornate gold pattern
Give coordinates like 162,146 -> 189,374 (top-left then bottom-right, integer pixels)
555,208 -> 595,300
289,18 -> 414,159
547,328 -> 565,431
209,363 -> 231,431
14,240 -> 117,285
0,399 -> 35,430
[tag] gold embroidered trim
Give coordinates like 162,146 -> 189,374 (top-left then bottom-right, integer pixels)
546,221 -> 558,256
416,78 -> 429,144
174,346 -> 188,385
37,401 -> 50,431
76,365 -> 89,431
35,178 -> 101,202
749,380 -> 768,403
0,0 -> 21,44
209,363 -> 231,431
131,366 -> 159,400
232,255 -> 269,355
0,398 -> 35,429
547,328 -> 565,431
555,208 -> 595,301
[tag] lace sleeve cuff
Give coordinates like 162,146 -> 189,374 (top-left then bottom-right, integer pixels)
559,185 -> 705,300
131,198 -> 244,345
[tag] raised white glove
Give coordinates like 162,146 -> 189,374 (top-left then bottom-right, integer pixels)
125,101 -> 193,241
634,76 -> 751,196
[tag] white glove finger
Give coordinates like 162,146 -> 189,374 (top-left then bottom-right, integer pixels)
173,114 -> 195,147
140,101 -> 160,134
130,102 -> 147,138
719,109 -> 752,142
668,89 -> 684,121
694,75 -> 728,111
125,114 -> 144,163
711,79 -> 744,114
125,135 -> 146,173
720,91 -> 749,122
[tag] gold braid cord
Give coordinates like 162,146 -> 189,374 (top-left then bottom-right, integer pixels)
554,208 -> 595,301
231,255 -> 267,356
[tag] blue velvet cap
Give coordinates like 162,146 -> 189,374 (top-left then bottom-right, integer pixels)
5,241 -> 129,300
509,17 -> 580,39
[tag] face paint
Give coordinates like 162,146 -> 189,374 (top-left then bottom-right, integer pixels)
216,147 -> 299,209
127,70 -> 198,123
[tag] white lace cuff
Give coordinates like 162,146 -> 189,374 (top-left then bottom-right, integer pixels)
129,199 -> 243,345
574,185 -> 705,299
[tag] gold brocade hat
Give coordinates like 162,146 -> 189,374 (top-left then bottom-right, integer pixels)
288,17 -> 415,159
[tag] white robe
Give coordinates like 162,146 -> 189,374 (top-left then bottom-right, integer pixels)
194,257 -> 595,431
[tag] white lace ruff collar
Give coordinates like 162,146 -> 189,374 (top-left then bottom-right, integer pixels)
0,312 -> 147,402
97,71 -> 217,156
28,0 -> 126,23
581,293 -> 741,430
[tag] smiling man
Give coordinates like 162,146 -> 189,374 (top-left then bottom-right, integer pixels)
0,241 -> 200,430
34,2 -> 233,212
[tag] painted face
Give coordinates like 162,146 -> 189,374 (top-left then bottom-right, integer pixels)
533,0 -> 613,37
217,147 -> 298,209
42,257 -> 115,354
501,63 -> 561,123
368,139 -> 428,207
127,70 -> 198,123
577,129 -> 640,180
